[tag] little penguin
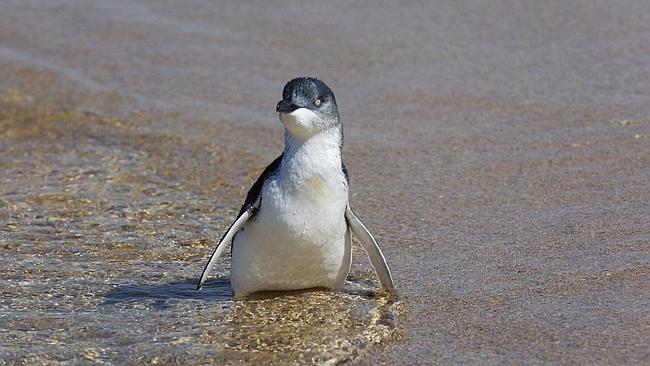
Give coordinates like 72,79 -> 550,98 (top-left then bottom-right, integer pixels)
197,77 -> 394,298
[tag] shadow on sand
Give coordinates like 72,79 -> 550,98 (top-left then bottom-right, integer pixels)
103,278 -> 232,306
102,276 -> 388,306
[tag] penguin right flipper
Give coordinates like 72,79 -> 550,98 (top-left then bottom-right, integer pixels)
345,205 -> 395,290
196,205 -> 257,291
196,154 -> 283,291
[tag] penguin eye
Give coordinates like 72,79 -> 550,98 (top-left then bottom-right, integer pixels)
314,99 -> 322,107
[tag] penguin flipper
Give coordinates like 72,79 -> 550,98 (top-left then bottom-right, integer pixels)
345,205 -> 395,290
333,227 -> 352,290
196,206 -> 256,291
196,155 -> 282,292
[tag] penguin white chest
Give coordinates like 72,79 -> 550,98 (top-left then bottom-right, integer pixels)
230,171 -> 349,296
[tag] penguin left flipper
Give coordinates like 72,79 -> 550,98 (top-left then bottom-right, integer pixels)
196,205 -> 257,291
345,205 -> 395,290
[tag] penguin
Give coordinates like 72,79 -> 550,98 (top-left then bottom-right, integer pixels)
197,77 -> 394,298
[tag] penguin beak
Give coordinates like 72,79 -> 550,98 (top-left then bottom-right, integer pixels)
276,100 -> 299,113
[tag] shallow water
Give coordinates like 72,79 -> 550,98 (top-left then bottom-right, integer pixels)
1,0 -> 649,364
0,95 -> 402,364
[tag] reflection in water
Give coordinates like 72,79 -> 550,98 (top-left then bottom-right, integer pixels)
104,279 -> 400,364
219,288 -> 399,364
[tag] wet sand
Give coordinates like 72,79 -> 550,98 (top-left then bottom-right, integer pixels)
1,0 -> 649,364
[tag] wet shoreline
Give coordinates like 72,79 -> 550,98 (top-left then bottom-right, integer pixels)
0,91 -> 404,364
2,1 -> 649,364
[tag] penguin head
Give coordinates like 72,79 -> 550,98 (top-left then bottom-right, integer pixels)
276,77 -> 340,141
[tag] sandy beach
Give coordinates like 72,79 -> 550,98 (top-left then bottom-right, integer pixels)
1,1 -> 648,364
